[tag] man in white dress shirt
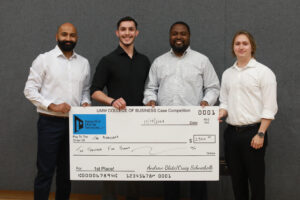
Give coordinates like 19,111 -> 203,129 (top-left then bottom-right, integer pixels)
143,21 -> 220,200
24,22 -> 91,200
219,30 -> 278,200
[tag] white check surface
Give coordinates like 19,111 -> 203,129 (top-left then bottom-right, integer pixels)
69,106 -> 219,181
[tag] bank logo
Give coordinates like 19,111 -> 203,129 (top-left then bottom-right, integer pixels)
73,114 -> 106,135
74,116 -> 84,132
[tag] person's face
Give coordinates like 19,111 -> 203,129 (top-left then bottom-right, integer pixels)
56,23 -> 78,52
116,21 -> 139,47
169,24 -> 190,55
233,34 -> 252,59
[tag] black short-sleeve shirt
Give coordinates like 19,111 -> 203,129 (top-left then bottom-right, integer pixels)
90,46 -> 151,106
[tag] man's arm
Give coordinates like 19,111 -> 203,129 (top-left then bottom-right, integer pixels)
24,55 -> 52,110
91,90 -> 126,110
251,68 -> 278,149
90,57 -> 126,110
80,60 -> 92,107
24,55 -> 71,113
143,59 -> 159,106
200,101 -> 209,107
218,71 -> 229,122
218,108 -> 228,122
251,118 -> 272,149
146,100 -> 156,107
201,58 -> 220,106
48,103 -> 71,113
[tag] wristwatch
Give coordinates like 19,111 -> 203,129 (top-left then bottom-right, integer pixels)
257,132 -> 265,138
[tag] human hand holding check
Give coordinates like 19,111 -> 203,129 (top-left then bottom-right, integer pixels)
146,100 -> 156,107
111,97 -> 126,110
48,103 -> 71,113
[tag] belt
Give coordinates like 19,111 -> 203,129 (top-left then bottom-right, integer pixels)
39,113 -> 69,119
228,123 -> 260,132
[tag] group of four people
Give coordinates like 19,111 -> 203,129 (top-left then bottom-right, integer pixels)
24,16 -> 277,200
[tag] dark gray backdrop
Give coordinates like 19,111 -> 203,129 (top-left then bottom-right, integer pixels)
0,0 -> 299,199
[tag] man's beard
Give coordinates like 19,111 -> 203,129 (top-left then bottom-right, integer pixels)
171,43 -> 189,54
57,40 -> 76,52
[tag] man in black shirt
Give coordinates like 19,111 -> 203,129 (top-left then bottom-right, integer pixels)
91,16 -> 150,108
90,16 -> 150,200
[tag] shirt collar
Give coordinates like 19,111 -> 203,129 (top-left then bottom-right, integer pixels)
170,46 -> 191,57
232,58 -> 257,70
54,45 -> 77,59
116,45 -> 138,56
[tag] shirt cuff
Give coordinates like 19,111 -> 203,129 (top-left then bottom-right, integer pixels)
81,99 -> 91,105
202,95 -> 217,106
202,98 -> 212,106
41,99 -> 52,111
261,109 -> 276,120
143,96 -> 157,105
219,103 -> 228,111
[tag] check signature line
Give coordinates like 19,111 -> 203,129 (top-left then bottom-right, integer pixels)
146,170 -> 213,172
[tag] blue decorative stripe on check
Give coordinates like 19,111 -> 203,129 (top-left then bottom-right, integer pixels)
73,114 -> 106,135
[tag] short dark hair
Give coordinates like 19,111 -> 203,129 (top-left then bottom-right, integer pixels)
117,16 -> 138,29
169,21 -> 190,34
232,30 -> 256,57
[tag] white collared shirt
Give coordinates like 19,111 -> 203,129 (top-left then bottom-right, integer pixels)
219,58 -> 278,126
143,47 -> 220,106
24,46 -> 91,117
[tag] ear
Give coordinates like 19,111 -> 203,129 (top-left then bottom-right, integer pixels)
115,30 -> 119,38
135,30 -> 139,37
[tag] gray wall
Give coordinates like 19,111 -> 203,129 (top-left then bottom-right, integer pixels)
0,0 -> 299,199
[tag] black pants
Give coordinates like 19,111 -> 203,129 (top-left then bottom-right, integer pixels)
224,124 -> 267,200
164,181 -> 207,200
101,181 -> 139,200
34,115 -> 71,200
125,181 -> 140,200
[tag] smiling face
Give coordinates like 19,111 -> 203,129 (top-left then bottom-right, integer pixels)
116,21 -> 139,48
233,34 -> 253,60
56,23 -> 78,52
169,24 -> 190,56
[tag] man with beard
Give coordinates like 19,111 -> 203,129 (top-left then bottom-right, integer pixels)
143,21 -> 220,200
90,16 -> 150,200
24,22 -> 91,200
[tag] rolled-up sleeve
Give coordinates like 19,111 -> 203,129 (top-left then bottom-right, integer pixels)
260,68 -> 278,119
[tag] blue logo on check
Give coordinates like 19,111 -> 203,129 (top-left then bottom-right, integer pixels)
73,114 -> 106,135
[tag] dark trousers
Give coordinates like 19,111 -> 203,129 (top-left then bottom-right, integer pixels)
125,181 -> 140,200
224,124 -> 267,200
34,115 -> 71,200
102,181 -> 139,200
164,181 -> 207,200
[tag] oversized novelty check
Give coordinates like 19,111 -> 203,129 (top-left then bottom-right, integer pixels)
69,106 -> 219,181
